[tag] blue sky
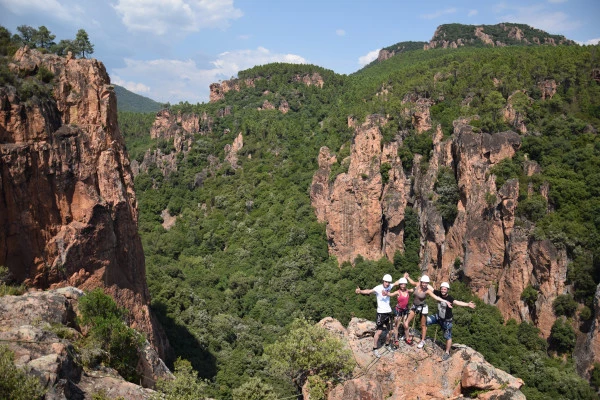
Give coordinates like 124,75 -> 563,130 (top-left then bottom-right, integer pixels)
1,0 -> 599,104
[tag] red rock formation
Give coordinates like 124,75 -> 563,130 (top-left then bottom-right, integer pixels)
503,90 -> 532,133
377,49 -> 394,62
475,26 -> 495,46
402,94 -> 434,133
224,132 -> 243,168
279,99 -> 290,114
150,109 -> 199,139
310,115 -> 406,264
209,77 -> 256,102
292,72 -> 324,88
538,79 -> 558,100
318,317 -> 525,399
0,47 -> 168,359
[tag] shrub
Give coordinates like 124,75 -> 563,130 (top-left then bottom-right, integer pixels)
153,358 -> 209,400
521,285 -> 538,308
262,318 -> 355,390
231,377 -> 277,400
0,345 -> 46,399
552,294 -> 578,317
434,166 -> 459,227
550,319 -> 576,354
590,362 -> 600,390
78,289 -> 143,382
380,162 -> 392,184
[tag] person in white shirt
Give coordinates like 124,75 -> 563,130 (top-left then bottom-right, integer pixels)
356,274 -> 396,357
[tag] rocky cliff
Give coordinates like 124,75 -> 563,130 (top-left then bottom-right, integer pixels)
0,47 -> 168,359
311,115 -> 569,342
315,317 -> 525,399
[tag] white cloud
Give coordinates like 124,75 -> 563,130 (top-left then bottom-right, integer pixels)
111,47 -> 307,104
420,7 -> 457,20
0,0 -> 78,21
336,29 -> 346,36
111,76 -> 151,94
468,9 -> 478,17
112,0 -> 243,35
495,4 -> 581,33
577,38 -> 600,45
358,49 -> 380,67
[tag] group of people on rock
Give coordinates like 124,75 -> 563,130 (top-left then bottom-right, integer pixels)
355,273 -> 476,360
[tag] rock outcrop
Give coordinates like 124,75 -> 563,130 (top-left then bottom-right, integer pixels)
0,287 -> 170,397
311,115 -> 407,263
0,47 -> 168,358
210,72 -> 325,103
424,23 -> 575,50
317,317 -> 525,399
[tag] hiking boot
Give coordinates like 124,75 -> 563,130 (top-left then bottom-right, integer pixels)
417,341 -> 424,349
442,352 -> 451,361
373,349 -> 381,358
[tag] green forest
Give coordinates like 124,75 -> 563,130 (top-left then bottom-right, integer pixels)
118,42 -> 600,399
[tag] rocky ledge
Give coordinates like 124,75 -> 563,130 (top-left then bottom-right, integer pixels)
0,287 -> 171,399
317,317 -> 525,399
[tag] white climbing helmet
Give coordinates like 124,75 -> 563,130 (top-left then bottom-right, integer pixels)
399,278 -> 408,284
441,282 -> 450,289
382,274 -> 393,282
420,275 -> 430,283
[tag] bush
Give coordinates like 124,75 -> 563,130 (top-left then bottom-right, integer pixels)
231,377 -> 277,400
78,289 -> 143,382
590,362 -> 600,390
550,319 -> 576,354
521,285 -> 538,308
552,294 -> 578,317
153,358 -> 209,400
0,345 -> 46,399
434,166 -> 459,227
262,318 -> 355,390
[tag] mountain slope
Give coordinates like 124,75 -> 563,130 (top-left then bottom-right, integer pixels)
114,84 -> 163,113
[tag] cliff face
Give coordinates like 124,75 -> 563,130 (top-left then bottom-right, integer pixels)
0,48 -> 168,358
311,116 -> 567,341
311,115 -> 407,263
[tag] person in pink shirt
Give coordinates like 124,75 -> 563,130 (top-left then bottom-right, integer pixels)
388,277 -> 413,346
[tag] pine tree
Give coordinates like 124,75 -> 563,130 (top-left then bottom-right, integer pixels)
74,29 -> 93,58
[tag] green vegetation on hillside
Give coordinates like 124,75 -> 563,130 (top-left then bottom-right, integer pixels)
116,39 -> 600,398
114,84 -> 163,113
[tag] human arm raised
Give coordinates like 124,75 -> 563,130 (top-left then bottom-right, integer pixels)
452,299 -> 476,309
356,286 -> 375,295
404,272 -> 417,286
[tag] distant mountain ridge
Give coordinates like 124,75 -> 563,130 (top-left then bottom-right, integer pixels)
373,22 -> 576,66
114,84 -> 163,113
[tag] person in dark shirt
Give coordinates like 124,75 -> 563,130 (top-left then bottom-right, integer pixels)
426,281 -> 476,361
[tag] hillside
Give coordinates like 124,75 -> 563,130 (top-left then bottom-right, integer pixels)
114,84 -> 163,113
121,29 -> 600,399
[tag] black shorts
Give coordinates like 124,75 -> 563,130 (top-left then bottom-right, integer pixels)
394,307 -> 409,317
376,313 -> 393,331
